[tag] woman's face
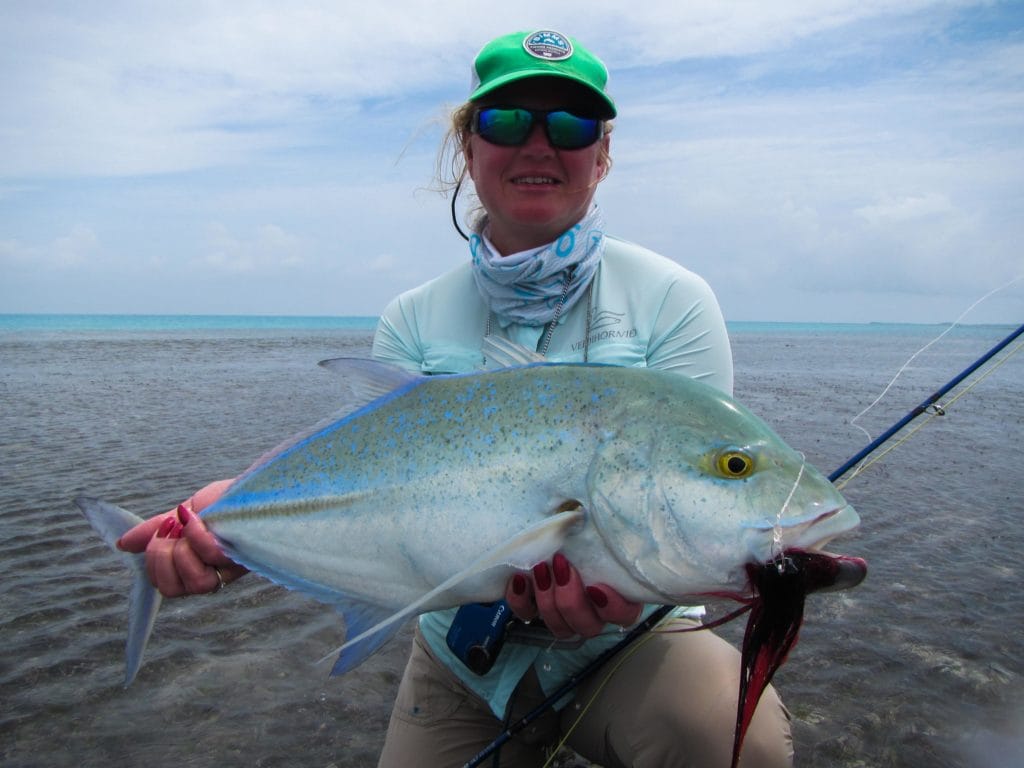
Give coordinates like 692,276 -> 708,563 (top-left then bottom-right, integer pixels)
465,79 -> 610,255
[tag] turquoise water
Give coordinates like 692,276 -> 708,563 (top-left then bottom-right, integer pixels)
1,313 -> 1016,338
0,313 -> 379,332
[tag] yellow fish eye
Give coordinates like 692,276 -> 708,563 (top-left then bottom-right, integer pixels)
716,450 -> 754,478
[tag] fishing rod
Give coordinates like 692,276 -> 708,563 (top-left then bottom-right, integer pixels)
461,600 -> 756,768
463,321 -> 1024,768
828,321 -> 1024,484
461,604 -> 674,768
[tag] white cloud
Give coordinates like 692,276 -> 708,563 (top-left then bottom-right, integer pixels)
52,225 -> 100,267
855,193 -> 956,225
0,225 -> 100,270
0,1 -> 1020,322
199,223 -> 304,273
359,253 -> 401,275
0,1 -> 985,178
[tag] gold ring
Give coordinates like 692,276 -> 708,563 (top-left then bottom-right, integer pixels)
212,567 -> 227,593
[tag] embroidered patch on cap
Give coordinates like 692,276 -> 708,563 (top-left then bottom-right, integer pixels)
523,30 -> 573,60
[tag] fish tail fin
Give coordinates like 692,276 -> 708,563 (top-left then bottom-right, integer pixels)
74,496 -> 162,687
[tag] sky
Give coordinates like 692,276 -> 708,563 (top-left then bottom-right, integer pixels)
1,0 -> 1022,323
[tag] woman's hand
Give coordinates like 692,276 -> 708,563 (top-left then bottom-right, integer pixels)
116,478 -> 248,597
504,554 -> 643,639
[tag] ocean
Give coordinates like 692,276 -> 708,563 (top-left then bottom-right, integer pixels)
1,315 -> 1021,767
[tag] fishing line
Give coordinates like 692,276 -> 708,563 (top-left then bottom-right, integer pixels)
539,630 -> 659,768
463,606 -> 753,768
830,319 -> 1024,485
542,604 -> 759,765
773,454 -> 806,562
461,605 -> 676,768
835,331 -> 1024,489
847,275 -> 1023,449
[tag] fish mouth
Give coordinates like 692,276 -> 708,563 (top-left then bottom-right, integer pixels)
758,502 -> 867,594
701,548 -> 866,602
745,504 -> 860,554
772,504 -> 866,593
708,506 -> 865,603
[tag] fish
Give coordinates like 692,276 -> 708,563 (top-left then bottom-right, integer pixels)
75,358 -> 866,765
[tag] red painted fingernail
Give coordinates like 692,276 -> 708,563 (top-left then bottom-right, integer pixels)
553,554 -> 571,587
512,574 -> 527,596
157,517 -> 176,538
533,562 -> 552,591
586,586 -> 609,608
177,504 -> 192,526
169,522 -> 184,539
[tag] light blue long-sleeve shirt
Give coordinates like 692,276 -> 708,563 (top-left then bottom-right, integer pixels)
372,235 -> 733,718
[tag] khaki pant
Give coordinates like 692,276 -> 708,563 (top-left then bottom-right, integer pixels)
378,622 -> 793,768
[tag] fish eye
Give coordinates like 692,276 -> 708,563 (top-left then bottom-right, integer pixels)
716,450 -> 754,479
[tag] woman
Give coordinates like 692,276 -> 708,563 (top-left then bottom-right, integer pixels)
119,30 -> 793,767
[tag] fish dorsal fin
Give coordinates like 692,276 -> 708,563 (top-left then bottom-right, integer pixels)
481,335 -> 545,369
318,357 -> 424,403
233,359 -> 424,481
319,506 -> 586,676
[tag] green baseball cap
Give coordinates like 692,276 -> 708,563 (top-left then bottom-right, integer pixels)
469,30 -> 616,119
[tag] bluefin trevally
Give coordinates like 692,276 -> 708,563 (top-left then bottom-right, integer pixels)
75,359 -> 865,708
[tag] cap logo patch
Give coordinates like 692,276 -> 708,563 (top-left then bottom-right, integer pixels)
523,30 -> 573,61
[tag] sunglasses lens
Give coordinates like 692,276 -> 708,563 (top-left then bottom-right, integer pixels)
546,111 -> 602,149
475,108 -> 533,146
475,109 -> 603,149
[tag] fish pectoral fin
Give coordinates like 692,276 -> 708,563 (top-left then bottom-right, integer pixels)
74,496 -> 162,687
479,506 -> 587,570
318,509 -> 586,677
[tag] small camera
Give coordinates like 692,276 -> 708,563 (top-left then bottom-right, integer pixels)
446,600 -> 517,676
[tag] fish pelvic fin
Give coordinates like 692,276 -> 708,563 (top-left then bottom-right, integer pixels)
326,601 -> 406,677
320,507 -> 586,676
74,496 -> 162,687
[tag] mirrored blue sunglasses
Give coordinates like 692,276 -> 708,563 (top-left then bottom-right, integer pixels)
472,107 -> 605,150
